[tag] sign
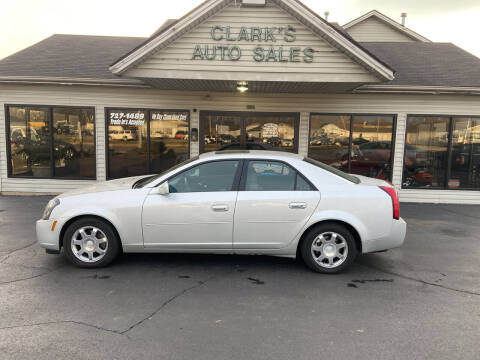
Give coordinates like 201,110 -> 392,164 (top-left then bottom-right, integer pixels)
262,123 -> 279,138
192,25 -> 314,63
109,112 -> 145,126
151,113 -> 188,121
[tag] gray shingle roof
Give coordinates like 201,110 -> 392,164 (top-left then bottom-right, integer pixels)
360,42 -> 480,87
0,34 -> 146,79
1,34 -> 480,89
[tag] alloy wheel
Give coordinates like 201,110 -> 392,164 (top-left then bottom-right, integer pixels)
311,232 -> 348,269
71,226 -> 108,263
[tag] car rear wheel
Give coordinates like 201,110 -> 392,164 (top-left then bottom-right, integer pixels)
301,223 -> 357,274
63,217 -> 120,268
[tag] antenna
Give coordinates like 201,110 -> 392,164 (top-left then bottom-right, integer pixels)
324,11 -> 330,21
401,13 -> 407,26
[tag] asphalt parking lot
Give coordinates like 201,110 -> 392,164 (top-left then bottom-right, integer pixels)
0,196 -> 479,360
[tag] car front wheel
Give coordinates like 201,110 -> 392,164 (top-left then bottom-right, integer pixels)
63,217 -> 121,268
301,223 -> 357,274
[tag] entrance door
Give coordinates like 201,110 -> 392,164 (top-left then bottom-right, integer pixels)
200,111 -> 299,153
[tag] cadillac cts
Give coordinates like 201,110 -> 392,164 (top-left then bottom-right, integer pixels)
36,151 -> 406,273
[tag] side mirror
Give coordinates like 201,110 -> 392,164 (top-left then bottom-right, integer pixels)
152,181 -> 169,195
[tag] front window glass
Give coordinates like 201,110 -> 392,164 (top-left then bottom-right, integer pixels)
8,105 -> 96,179
150,111 -> 190,174
168,160 -> 239,193
203,113 -> 242,152
352,115 -> 394,180
53,108 -> 95,178
403,116 -> 450,188
449,117 -> 480,189
108,109 -> 148,179
308,114 -> 395,181
9,106 -> 50,177
201,112 -> 298,153
245,114 -> 296,152
107,109 -> 190,179
309,115 -> 351,170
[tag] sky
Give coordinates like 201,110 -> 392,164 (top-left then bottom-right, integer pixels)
1,0 -> 480,60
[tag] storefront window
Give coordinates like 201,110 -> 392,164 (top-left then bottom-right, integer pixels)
107,109 -> 189,179
351,116 -> 394,179
202,113 -> 242,153
309,115 -> 350,169
53,108 -> 95,178
309,114 -> 395,180
450,118 -> 480,189
404,116 -> 480,190
150,111 -> 189,174
201,111 -> 298,153
245,114 -> 296,152
403,116 -> 450,188
7,105 -> 95,179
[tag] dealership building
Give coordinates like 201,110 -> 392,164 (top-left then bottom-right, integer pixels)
1,0 -> 480,203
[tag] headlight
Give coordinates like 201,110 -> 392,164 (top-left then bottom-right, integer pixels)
42,198 -> 60,220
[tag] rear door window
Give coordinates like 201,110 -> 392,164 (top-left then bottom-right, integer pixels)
243,160 -> 315,191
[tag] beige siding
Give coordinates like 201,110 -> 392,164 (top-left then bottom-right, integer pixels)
346,17 -> 417,42
124,1 -> 380,83
298,111 -> 309,157
1,83 -> 480,203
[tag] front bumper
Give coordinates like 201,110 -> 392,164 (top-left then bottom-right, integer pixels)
362,218 -> 407,253
36,219 -> 61,252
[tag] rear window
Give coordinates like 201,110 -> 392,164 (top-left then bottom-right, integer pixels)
304,157 -> 360,184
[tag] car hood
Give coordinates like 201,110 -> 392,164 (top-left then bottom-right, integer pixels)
56,175 -> 152,198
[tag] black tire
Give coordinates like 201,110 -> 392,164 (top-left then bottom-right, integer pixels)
63,217 -> 121,268
300,223 -> 357,274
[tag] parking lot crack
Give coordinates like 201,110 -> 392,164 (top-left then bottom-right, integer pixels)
0,267 -> 61,286
0,242 -> 38,264
360,263 -> 480,296
0,320 -> 123,336
120,274 -> 218,335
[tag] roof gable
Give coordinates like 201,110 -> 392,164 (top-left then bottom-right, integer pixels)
343,10 -> 430,43
110,0 -> 394,82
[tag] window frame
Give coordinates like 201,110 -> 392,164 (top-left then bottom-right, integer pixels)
105,107 -> 191,180
239,159 -> 317,192
5,104 -> 97,180
199,110 -> 300,154
308,113 -> 397,181
403,114 -> 480,191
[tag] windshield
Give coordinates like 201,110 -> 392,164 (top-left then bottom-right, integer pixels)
303,157 -> 360,184
133,157 -> 199,188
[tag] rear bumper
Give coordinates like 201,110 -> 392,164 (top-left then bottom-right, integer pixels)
362,218 -> 407,253
36,219 -> 61,252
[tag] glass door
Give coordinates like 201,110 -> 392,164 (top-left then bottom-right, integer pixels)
200,111 -> 299,153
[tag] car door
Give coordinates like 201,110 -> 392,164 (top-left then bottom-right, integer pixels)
142,160 -> 241,250
233,159 -> 320,250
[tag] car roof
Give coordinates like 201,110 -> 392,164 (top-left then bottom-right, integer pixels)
199,150 -> 303,161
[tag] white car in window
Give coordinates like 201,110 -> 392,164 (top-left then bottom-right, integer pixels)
108,129 -> 136,141
36,151 -> 406,273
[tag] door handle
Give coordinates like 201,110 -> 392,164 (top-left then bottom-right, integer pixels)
212,204 -> 229,212
289,202 -> 307,209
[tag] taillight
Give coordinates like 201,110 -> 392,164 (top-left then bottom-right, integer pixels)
379,186 -> 400,220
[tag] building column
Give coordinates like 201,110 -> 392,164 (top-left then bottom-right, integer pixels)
298,111 -> 310,157
95,106 -> 107,181
190,109 -> 200,157
392,112 -> 407,189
